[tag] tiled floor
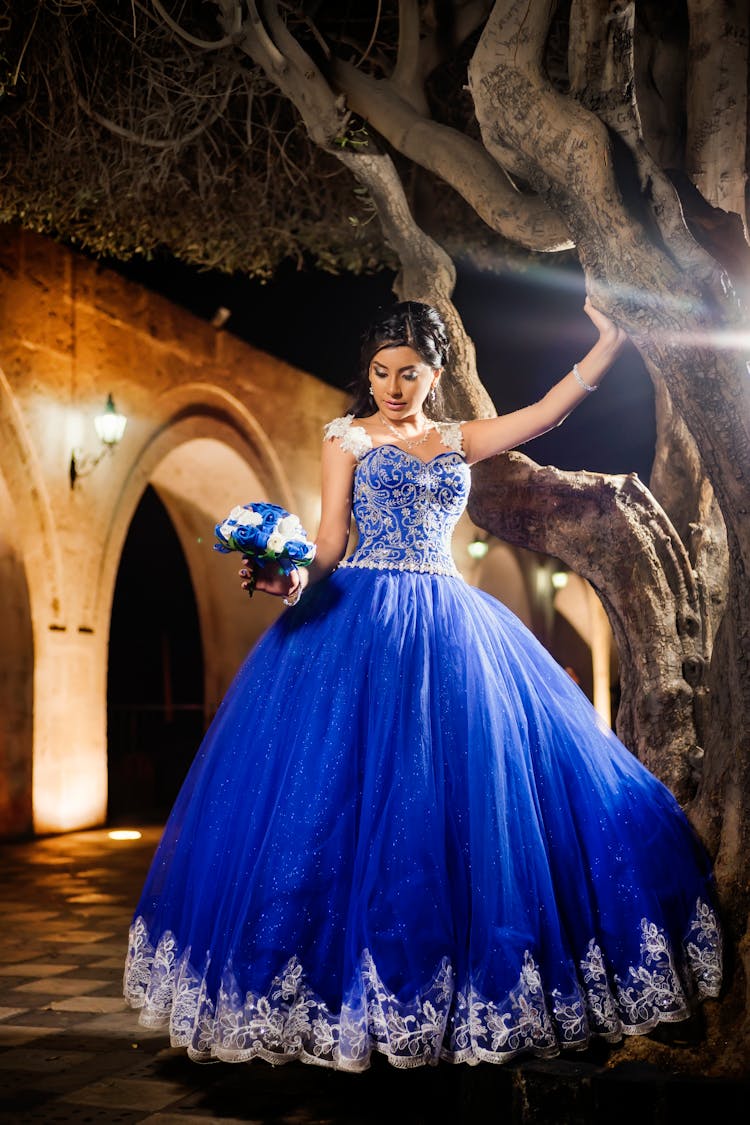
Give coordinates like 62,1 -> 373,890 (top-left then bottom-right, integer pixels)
0,829 -> 746,1124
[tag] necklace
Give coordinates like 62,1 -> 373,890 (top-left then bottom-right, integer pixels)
378,412 -> 436,450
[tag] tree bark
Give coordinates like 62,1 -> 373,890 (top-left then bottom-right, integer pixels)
469,2 -> 750,577
568,0 -> 721,286
332,59 -> 572,253
685,0 -> 749,233
567,1 -> 730,652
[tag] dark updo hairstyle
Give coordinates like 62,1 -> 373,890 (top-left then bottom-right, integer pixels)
349,301 -> 451,419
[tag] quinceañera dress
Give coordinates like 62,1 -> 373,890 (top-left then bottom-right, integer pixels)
124,415 -> 722,1070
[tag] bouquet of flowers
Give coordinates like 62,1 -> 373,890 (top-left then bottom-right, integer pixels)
214,502 -> 316,597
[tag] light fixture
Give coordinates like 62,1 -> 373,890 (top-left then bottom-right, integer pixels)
211,306 -> 232,329
467,534 -> 490,560
108,829 -> 142,841
551,569 -> 569,590
70,394 -> 127,488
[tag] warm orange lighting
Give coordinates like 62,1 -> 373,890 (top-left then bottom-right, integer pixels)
33,759 -> 108,835
108,829 -> 142,841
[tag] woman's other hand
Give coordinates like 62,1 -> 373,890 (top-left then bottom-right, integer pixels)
239,558 -> 302,600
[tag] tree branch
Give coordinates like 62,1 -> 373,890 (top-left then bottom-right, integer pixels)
332,58 -> 572,253
418,0 -> 494,83
153,0 -> 238,50
568,0 -> 721,288
566,2 -> 729,622
685,0 -> 749,233
62,29 -> 236,151
231,0 -> 495,419
469,0 -> 750,579
391,0 -> 428,113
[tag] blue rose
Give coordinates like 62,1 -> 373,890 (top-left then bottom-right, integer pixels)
232,525 -> 261,552
285,539 -> 312,562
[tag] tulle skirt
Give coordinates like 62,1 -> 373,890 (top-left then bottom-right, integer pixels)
124,567 -> 721,1070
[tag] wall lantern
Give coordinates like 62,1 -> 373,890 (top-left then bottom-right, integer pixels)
69,394 -> 128,489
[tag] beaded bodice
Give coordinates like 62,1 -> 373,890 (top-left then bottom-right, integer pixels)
324,415 -> 469,577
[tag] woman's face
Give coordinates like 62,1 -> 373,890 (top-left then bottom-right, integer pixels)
369,345 -> 440,421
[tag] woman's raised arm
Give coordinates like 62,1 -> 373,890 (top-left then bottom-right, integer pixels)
462,300 -> 628,466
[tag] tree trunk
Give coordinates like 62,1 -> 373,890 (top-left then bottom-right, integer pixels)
470,0 -> 750,1058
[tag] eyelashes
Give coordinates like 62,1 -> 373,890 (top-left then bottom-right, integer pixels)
372,369 -> 419,382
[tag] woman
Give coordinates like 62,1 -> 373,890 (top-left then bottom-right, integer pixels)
124,300 -> 721,1070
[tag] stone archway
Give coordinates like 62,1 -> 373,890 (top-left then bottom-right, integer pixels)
0,471 -> 34,838
107,484 -> 204,824
149,435 -> 285,715
101,415 -> 295,826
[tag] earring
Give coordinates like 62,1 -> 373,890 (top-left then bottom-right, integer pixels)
369,386 -> 374,397
430,386 -> 437,402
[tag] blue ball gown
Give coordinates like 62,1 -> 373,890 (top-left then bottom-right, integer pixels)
123,415 -> 722,1070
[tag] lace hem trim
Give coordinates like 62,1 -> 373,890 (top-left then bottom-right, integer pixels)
123,898 -> 721,1071
338,557 -> 462,577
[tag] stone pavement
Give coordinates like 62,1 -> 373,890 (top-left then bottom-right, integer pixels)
0,828 -> 746,1125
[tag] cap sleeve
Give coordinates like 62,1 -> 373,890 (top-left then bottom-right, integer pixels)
436,421 -> 465,458
323,414 -> 373,460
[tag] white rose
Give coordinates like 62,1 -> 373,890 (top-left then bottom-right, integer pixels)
234,508 -> 263,527
266,531 -> 286,554
276,514 -> 304,539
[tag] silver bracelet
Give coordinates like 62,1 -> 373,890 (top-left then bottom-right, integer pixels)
283,581 -> 304,607
573,362 -> 597,393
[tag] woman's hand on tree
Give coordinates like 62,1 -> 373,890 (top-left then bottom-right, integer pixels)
583,297 -> 628,350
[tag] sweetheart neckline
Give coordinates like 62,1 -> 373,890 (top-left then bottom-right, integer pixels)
357,442 -> 466,468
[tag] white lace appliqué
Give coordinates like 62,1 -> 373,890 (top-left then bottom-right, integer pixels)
323,415 -> 373,459
323,416 -> 465,462
124,897 -> 721,1071
435,421 -> 464,456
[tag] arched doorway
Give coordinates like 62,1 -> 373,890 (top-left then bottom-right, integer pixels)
0,471 -> 34,837
107,485 -> 204,823
106,435 -> 284,823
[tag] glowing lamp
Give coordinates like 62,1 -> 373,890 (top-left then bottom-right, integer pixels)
94,394 -> 128,445
551,570 -> 569,590
70,393 -> 128,488
467,537 -> 490,560
108,829 -> 142,841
